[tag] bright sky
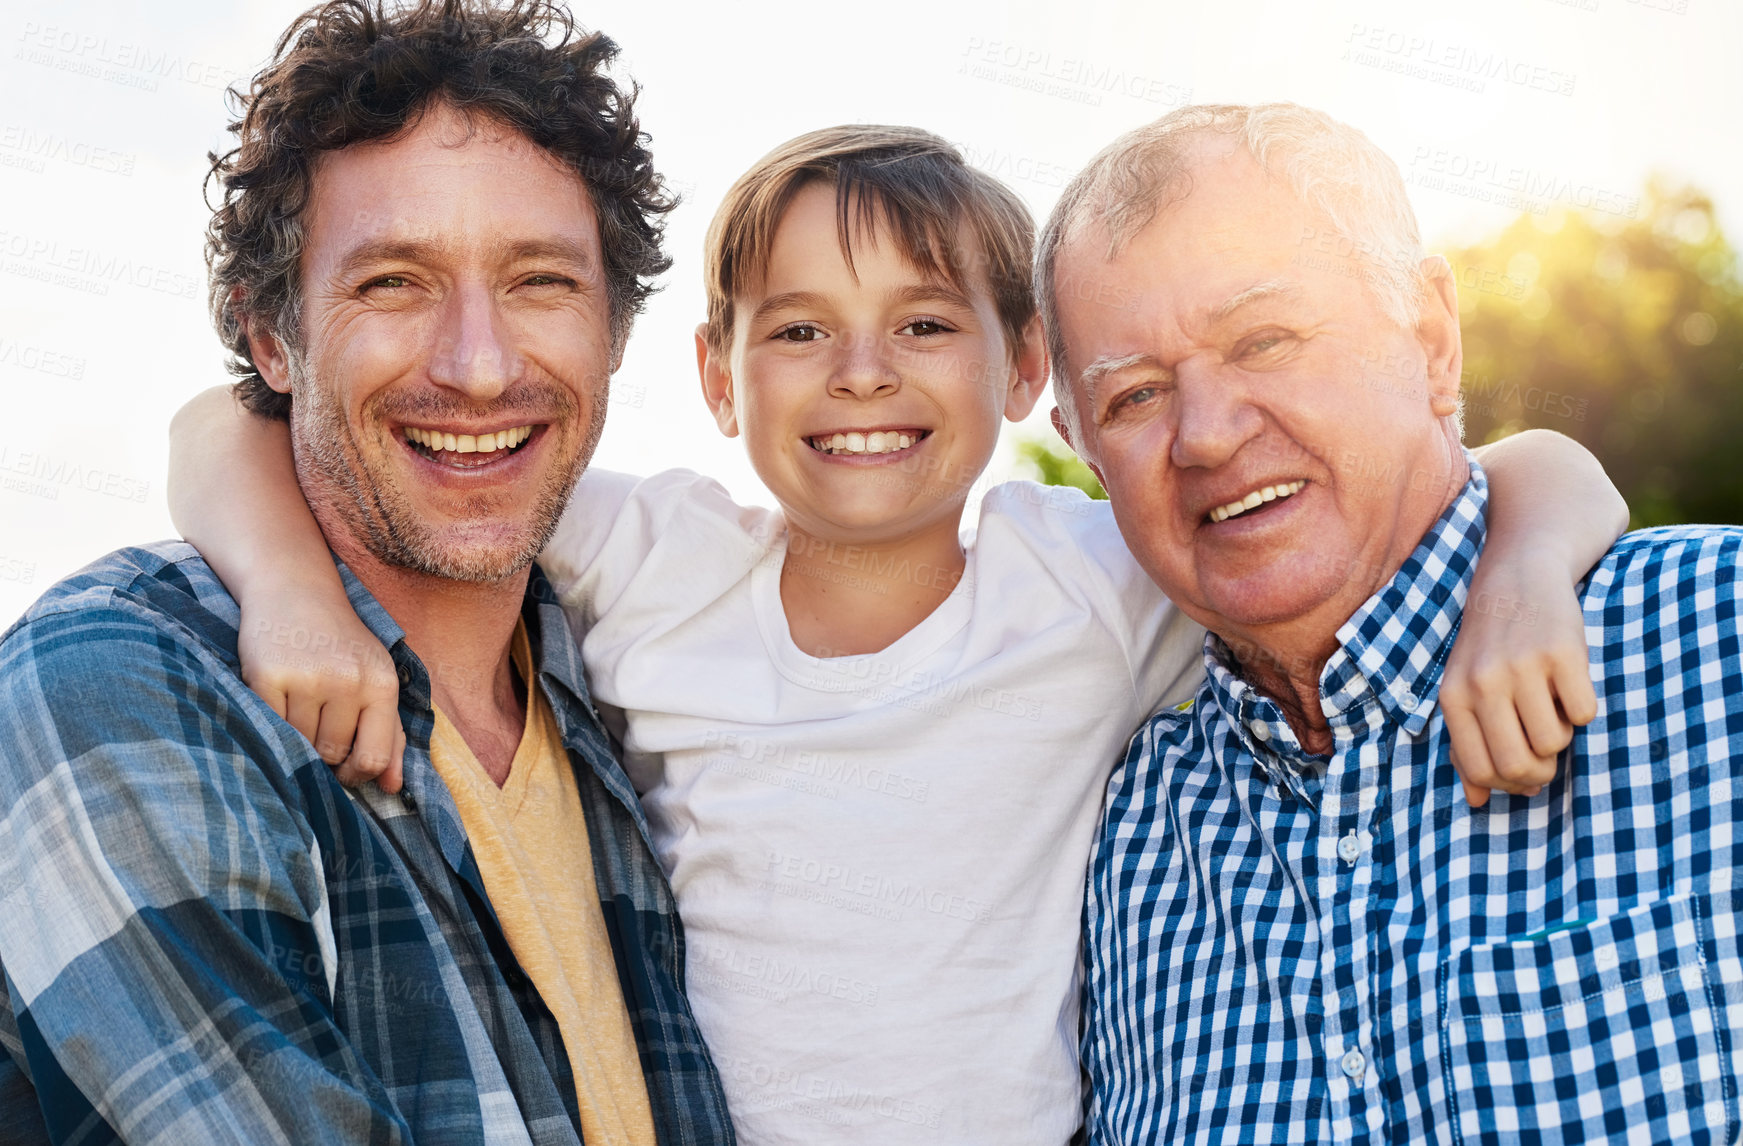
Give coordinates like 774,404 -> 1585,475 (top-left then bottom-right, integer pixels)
2,0 -> 1736,625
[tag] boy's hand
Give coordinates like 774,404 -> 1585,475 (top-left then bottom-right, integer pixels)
1440,554 -> 1598,807
239,582 -> 406,792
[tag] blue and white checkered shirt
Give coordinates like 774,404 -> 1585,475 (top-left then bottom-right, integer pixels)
0,543 -> 734,1145
1084,462 -> 1743,1145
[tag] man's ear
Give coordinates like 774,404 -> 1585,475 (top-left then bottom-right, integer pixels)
695,323 -> 739,438
1416,255 -> 1463,420
1002,315 -> 1050,422
239,292 -> 293,395
1050,405 -> 1107,487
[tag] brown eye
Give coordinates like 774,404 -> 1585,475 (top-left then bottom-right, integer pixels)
901,319 -> 949,336
778,324 -> 822,342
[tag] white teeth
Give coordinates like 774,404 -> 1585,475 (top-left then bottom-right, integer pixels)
810,430 -> 923,457
1210,480 -> 1306,523
406,424 -> 534,455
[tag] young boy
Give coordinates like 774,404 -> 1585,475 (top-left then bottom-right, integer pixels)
171,125 -> 1624,1142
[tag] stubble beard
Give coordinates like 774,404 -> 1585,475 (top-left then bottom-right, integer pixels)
287,352 -> 605,585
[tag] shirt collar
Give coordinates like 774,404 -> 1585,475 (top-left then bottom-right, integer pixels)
331,558 -> 612,872
1200,455 -> 1488,780
331,559 -> 596,712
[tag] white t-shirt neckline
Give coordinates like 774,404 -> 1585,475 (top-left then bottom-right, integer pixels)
748,520 -> 977,693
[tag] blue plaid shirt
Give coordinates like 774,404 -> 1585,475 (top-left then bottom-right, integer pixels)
0,543 -> 734,1145
1084,463 -> 1743,1145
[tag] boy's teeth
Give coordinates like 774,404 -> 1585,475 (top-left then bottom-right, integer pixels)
406,424 -> 533,455
811,430 -> 921,456
1208,479 -> 1306,523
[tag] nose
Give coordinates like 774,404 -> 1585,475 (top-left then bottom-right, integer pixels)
1169,356 -> 1263,471
827,330 -> 901,401
427,281 -> 521,401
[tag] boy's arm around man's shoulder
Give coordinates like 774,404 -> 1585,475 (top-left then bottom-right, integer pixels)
0,586 -> 412,1144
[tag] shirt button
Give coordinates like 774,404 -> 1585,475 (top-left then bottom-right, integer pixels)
1341,1049 -> 1366,1079
1248,719 -> 1271,741
1338,830 -> 1362,864
1400,691 -> 1419,712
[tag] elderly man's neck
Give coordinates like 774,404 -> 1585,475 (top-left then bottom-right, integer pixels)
1220,445 -> 1471,756
333,534 -> 530,786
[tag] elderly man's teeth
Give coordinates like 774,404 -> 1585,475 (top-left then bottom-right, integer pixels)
1209,480 -> 1307,523
810,430 -> 922,456
405,424 -> 533,455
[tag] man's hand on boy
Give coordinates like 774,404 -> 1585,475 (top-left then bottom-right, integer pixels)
239,580 -> 405,793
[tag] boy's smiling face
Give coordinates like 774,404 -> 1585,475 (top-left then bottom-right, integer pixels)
701,181 -> 1045,547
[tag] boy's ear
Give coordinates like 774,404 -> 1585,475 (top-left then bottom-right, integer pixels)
695,323 -> 739,438
1416,255 -> 1463,421
1002,314 -> 1050,422
239,292 -> 293,395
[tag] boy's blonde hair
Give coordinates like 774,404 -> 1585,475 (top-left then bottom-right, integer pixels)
703,125 -> 1037,360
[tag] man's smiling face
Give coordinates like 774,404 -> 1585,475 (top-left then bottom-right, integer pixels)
1053,140 -> 1464,644
255,100 -> 613,583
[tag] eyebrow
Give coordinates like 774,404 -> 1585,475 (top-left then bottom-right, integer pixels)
886,281 -> 975,312
1210,278 -> 1300,322
749,291 -> 830,327
331,236 -> 598,283
1079,352 -> 1165,403
747,282 -> 976,328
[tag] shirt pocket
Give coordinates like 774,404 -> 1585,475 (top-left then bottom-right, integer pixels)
1438,892 -> 1739,1146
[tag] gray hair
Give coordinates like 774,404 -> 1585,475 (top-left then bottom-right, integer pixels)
1037,102 -> 1427,441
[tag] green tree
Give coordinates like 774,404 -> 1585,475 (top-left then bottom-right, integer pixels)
1014,435 -> 1104,499
1449,181 -> 1743,526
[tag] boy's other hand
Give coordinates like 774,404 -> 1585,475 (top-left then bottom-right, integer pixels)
239,581 -> 406,793
1441,552 -> 1599,808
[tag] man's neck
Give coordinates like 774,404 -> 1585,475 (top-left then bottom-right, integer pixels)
333,535 -> 530,786
1220,442 -> 1471,756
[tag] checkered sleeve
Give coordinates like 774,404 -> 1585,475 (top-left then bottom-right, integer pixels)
0,599 -> 411,1145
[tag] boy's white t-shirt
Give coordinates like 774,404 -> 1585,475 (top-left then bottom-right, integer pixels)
541,468 -> 1205,1146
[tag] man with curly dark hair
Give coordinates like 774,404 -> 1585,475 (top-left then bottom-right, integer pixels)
0,2 -> 734,1142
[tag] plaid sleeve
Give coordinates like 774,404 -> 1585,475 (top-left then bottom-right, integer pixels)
0,600 -> 411,1145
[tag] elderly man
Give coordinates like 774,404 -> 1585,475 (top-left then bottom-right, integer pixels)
0,2 -> 731,1143
1044,103 -> 1743,1144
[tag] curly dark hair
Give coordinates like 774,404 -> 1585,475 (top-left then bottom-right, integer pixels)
205,0 -> 674,419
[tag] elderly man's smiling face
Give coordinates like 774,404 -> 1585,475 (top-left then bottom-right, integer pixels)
252,100 -> 613,584
1053,140 -> 1466,648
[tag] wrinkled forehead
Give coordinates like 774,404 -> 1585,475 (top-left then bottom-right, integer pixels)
1053,152 -> 1322,337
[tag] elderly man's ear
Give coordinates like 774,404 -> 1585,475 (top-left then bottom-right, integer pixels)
1416,255 -> 1463,422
